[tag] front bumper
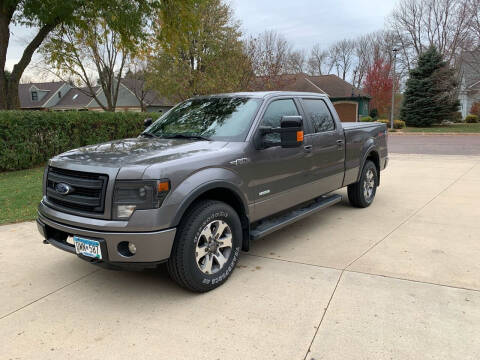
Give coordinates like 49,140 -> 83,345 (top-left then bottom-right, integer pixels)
37,212 -> 176,269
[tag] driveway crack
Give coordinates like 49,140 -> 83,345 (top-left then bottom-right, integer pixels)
0,269 -> 99,321
303,270 -> 344,360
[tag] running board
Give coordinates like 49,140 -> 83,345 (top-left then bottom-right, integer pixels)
250,194 -> 342,240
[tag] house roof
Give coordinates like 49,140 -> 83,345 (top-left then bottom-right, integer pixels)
252,73 -> 369,99
52,87 -> 99,109
121,78 -> 175,107
18,81 -> 66,108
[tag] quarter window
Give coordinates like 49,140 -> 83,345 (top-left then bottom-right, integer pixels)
261,99 -> 299,141
302,99 -> 335,133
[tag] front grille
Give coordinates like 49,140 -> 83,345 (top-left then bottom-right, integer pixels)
46,167 -> 108,214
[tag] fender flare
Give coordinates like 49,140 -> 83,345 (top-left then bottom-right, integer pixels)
171,179 -> 249,228
356,142 -> 378,183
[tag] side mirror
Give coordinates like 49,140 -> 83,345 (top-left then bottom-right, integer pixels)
255,115 -> 304,149
144,118 -> 153,128
280,116 -> 303,148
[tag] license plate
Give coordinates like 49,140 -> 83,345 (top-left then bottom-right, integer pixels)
73,236 -> 102,259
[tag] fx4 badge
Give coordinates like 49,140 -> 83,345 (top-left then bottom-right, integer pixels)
229,158 -> 249,166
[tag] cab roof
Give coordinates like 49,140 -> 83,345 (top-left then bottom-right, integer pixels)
193,91 -> 330,100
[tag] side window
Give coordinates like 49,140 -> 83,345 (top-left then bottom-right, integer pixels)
302,99 -> 335,133
261,99 -> 299,141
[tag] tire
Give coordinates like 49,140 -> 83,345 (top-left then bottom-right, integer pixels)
347,160 -> 378,208
167,200 -> 242,292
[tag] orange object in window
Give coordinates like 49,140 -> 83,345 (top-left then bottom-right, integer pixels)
296,131 -> 304,142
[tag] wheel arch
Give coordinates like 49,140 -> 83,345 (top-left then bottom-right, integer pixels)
172,181 -> 251,251
357,145 -> 381,186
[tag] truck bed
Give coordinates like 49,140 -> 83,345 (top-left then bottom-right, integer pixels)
341,122 -> 386,131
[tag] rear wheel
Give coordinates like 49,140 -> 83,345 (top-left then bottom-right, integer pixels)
348,160 -> 378,208
167,200 -> 242,292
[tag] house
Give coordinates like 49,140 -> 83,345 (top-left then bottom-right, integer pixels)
18,81 -> 72,110
458,50 -> 480,119
19,80 -> 175,113
252,73 -> 370,122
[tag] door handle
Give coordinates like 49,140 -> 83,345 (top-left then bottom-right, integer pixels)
304,145 -> 312,152
336,140 -> 344,148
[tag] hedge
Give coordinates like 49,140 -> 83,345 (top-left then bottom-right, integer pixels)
0,111 -> 161,171
360,116 -> 373,122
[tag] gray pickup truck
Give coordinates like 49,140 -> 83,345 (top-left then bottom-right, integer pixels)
37,91 -> 388,292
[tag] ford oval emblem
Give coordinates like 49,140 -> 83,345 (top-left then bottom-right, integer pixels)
55,183 -> 73,195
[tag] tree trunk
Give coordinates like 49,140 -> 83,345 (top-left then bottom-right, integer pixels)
0,16 -> 58,109
0,6 -> 13,110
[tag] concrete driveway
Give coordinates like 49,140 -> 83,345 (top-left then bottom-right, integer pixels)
1,153 -> 480,360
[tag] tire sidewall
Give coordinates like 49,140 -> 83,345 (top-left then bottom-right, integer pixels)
181,203 -> 242,290
361,161 -> 378,206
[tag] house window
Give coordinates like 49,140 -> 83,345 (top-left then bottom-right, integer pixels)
31,91 -> 38,101
58,91 -> 61,98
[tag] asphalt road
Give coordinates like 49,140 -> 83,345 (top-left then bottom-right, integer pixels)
389,134 -> 480,155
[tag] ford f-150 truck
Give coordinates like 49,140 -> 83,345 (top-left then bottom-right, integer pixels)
37,91 -> 388,292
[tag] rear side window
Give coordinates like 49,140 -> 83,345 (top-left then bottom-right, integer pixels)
261,99 -> 299,141
302,99 -> 335,133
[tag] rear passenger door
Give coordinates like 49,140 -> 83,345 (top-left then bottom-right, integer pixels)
300,98 -> 345,196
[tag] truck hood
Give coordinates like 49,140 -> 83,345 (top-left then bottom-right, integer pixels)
50,137 -> 229,168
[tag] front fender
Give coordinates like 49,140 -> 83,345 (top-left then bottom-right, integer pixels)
163,167 -> 249,228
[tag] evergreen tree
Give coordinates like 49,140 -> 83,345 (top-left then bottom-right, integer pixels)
401,46 -> 459,127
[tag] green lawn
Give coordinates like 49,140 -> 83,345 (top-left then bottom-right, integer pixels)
0,167 -> 44,225
401,123 -> 480,133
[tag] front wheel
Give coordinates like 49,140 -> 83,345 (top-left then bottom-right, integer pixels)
167,200 -> 242,292
348,160 -> 378,208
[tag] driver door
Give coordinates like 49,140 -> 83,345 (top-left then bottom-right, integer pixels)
250,98 -> 313,221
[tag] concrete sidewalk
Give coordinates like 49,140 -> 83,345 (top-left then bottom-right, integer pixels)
1,154 -> 479,359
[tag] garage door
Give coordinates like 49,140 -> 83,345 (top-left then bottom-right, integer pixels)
333,102 -> 357,122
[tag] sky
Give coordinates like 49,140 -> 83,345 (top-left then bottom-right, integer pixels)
6,0 -> 399,79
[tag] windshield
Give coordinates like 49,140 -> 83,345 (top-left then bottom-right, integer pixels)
144,97 -> 262,142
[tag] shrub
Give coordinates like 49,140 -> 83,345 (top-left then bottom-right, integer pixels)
377,119 -> 390,128
393,119 -> 406,129
360,116 -> 373,122
465,114 -> 479,123
0,111 -> 161,171
369,108 -> 378,119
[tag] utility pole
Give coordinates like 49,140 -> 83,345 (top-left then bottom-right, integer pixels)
390,48 -> 398,130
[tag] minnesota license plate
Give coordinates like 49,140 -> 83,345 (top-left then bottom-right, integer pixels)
73,236 -> 102,259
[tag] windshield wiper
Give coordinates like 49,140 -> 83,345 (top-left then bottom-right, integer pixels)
140,132 -> 157,138
161,133 -> 210,141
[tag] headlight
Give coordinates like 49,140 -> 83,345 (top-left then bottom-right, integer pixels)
112,180 -> 170,219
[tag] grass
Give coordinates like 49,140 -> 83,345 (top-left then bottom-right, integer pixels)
0,167 -> 44,225
400,123 -> 480,133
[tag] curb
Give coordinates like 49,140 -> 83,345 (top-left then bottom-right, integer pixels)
389,132 -> 480,136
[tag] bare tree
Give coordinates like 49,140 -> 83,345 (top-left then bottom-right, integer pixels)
390,0 -> 474,67
124,57 -> 150,112
329,39 -> 355,80
248,30 -> 292,78
287,49 -> 307,73
352,34 -> 374,87
307,44 -> 331,75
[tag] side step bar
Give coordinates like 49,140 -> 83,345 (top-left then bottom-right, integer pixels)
250,194 -> 342,240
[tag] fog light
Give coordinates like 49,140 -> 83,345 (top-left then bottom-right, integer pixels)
116,205 -> 136,219
128,242 -> 137,254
